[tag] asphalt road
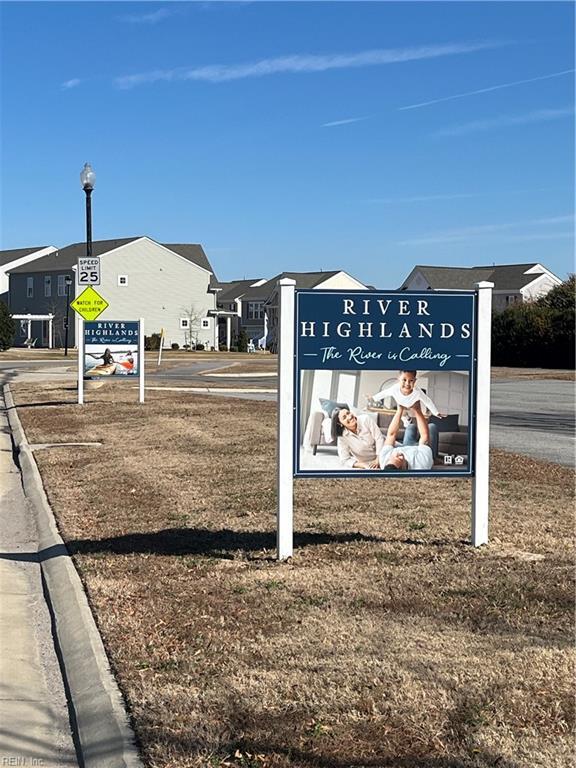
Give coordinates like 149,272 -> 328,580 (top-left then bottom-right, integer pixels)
490,379 -> 574,466
0,360 -> 573,465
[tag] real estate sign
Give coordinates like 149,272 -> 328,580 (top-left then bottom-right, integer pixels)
277,279 -> 493,559
84,320 -> 140,378
295,290 -> 476,478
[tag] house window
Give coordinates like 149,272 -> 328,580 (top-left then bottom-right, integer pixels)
201,318 -> 210,329
180,318 -> 190,329
118,275 -> 128,287
58,275 -> 67,296
44,276 -> 51,297
505,295 -> 519,306
248,301 -> 264,320
26,277 -> 34,298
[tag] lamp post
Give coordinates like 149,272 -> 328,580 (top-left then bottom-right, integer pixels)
80,162 -> 96,258
64,275 -> 72,356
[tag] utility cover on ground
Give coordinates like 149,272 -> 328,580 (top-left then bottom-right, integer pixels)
71,286 -> 109,321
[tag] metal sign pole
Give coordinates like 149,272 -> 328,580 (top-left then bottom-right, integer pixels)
471,281 -> 494,546
139,317 -> 145,403
277,278 -> 296,561
78,318 -> 85,405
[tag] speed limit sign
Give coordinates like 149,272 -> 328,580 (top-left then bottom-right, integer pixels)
77,257 -> 101,286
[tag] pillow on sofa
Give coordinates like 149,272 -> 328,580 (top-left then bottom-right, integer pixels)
429,413 -> 459,432
319,398 -> 349,417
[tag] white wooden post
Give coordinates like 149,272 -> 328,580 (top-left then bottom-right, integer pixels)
226,316 -> 231,351
139,318 -> 145,404
277,278 -> 296,560
77,318 -> 84,405
157,328 -> 164,367
48,315 -> 53,348
472,281 -> 494,546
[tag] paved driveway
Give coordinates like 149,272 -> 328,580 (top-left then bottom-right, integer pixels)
490,379 -> 574,466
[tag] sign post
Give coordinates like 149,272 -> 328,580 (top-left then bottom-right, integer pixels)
277,278 -> 296,560
78,318 -> 85,405
70,286 -> 109,406
139,317 -> 145,404
471,281 -> 494,545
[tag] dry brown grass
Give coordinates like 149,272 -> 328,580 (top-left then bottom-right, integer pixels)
490,367 -> 574,381
12,381 -> 575,768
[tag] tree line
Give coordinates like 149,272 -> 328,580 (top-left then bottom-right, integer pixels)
491,276 -> 575,369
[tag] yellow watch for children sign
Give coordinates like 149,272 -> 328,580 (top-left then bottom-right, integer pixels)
70,286 -> 109,321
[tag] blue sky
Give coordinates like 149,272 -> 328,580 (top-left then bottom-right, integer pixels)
1,1 -> 574,287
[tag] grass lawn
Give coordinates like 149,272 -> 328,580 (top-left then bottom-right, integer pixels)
12,381 -> 574,768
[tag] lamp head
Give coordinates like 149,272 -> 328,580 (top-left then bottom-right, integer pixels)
80,162 -> 96,190
65,276 -> 72,286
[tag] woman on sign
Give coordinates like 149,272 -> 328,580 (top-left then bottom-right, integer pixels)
85,347 -> 117,376
332,407 -> 385,470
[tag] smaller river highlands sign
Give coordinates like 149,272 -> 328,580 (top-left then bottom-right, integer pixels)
295,290 -> 476,478
84,321 -> 140,378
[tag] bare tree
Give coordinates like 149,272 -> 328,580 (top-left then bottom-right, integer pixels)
180,303 -> 204,350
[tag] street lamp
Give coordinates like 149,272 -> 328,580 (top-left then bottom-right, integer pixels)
64,275 -> 73,357
80,162 -> 96,259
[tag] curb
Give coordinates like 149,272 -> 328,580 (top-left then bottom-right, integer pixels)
3,384 -> 143,768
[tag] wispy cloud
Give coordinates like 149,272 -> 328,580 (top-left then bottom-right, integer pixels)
323,117 -> 367,128
498,232 -> 574,243
398,69 -> 575,111
122,8 -> 174,24
366,186 -> 569,205
435,106 -> 574,137
61,78 -> 82,90
368,192 -> 477,204
114,40 -> 506,89
398,215 -> 574,246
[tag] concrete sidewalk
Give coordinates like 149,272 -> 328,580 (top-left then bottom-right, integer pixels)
0,389 -> 78,765
0,385 -> 143,768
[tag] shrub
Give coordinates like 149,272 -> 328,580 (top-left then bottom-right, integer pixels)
195,343 -> 205,351
171,342 -> 179,350
0,301 -> 15,351
492,276 -> 575,368
145,333 -> 161,351
237,329 -> 248,353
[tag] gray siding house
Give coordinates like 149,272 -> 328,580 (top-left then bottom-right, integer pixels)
214,271 -> 368,349
0,245 -> 57,303
400,263 -> 562,312
213,278 -> 266,347
8,236 -> 219,348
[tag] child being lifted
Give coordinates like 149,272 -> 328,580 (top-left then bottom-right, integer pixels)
372,370 -> 442,418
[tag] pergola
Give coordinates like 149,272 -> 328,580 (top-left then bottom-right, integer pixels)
11,313 -> 55,348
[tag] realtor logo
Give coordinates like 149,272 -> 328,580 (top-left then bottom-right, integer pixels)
455,455 -> 465,465
444,455 -> 454,465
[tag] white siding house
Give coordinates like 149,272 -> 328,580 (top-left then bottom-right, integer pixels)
0,246 -> 57,299
8,236 -> 219,349
72,238 -> 217,349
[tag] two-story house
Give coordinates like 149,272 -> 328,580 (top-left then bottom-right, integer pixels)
7,236 -> 219,348
400,263 -> 562,311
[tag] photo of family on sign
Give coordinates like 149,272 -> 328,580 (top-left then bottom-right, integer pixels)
299,368 -> 470,474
